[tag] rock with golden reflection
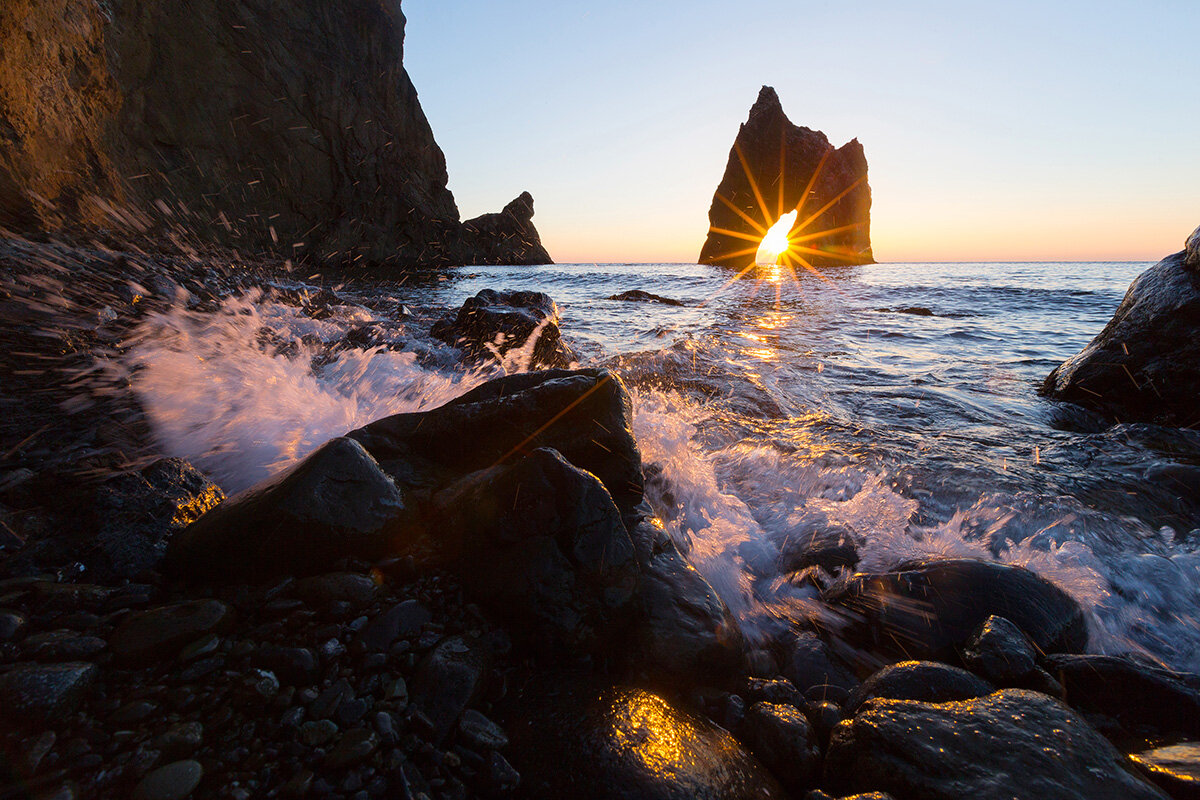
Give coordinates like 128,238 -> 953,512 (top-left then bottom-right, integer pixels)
825,689 -> 1169,799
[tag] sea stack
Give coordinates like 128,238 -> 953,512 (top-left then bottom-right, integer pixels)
698,86 -> 873,270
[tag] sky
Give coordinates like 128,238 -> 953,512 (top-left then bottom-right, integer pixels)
403,1 -> 1199,264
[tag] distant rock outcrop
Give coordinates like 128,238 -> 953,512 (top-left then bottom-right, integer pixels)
699,86 -> 872,270
1041,224 -> 1200,427
0,0 -> 550,267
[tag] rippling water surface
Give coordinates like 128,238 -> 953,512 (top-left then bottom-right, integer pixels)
126,260 -> 1200,672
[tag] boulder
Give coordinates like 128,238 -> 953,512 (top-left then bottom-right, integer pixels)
164,437 -> 410,581
632,541 -> 745,685
0,0 -> 549,266
508,680 -> 786,800
822,558 -> 1087,664
1043,654 -> 1200,743
781,630 -> 859,695
0,662 -> 97,725
1042,229 -> 1200,426
409,636 -> 487,744
1130,743 -> 1200,800
355,599 -> 431,653
348,369 -> 644,527
698,86 -> 872,270
740,701 -> 822,795
92,458 -> 224,579
431,448 -> 638,652
843,661 -> 994,716
607,290 -> 685,306
962,615 -> 1037,684
461,192 -> 554,265
824,689 -> 1169,799
430,289 -> 574,368
109,600 -> 233,664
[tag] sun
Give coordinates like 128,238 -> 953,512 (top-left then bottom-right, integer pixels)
756,210 -> 797,265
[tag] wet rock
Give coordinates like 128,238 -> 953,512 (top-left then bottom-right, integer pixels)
431,448 -> 638,651
356,599 -> 430,653
962,615 -> 1037,683
133,759 -> 203,800
741,701 -> 821,795
324,728 -> 378,769
509,680 -> 785,799
152,722 -> 203,758
348,368 -> 644,527
607,290 -> 685,306
23,630 -> 106,661
1130,743 -> 1200,800
110,600 -> 233,664
410,636 -> 487,743
843,661 -> 994,716
632,541 -> 745,685
165,437 -> 409,580
743,678 -> 804,708
1044,653 -> 1200,742
782,631 -> 858,695
1042,230 -> 1200,426
310,679 -> 355,721
823,558 -> 1087,665
805,700 -> 843,747
0,662 -> 96,725
0,610 -> 24,641
461,193 -> 554,267
699,86 -> 872,270
458,709 -> 508,750
485,751 -> 521,794
777,525 -> 859,574
431,289 -> 572,368
250,645 -> 318,686
293,572 -> 378,607
825,689 -> 1168,799
92,458 -> 224,579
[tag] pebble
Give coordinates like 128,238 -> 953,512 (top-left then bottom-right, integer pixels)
301,720 -> 339,746
133,759 -> 204,800
310,679 -> 354,720
0,610 -> 26,641
457,709 -> 508,750
324,728 -> 379,769
0,662 -> 97,724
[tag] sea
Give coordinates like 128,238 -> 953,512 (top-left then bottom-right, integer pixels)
121,260 -> 1200,673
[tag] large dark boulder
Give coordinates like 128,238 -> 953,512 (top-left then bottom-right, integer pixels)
843,661 -> 994,716
740,701 -> 822,795
461,192 -> 553,266
509,680 -> 786,800
430,289 -> 575,368
430,448 -> 638,652
164,437 -> 410,581
824,689 -> 1169,799
1043,654 -> 1200,743
1042,227 -> 1200,426
347,369 -> 644,526
0,0 -> 548,266
823,558 -> 1087,665
698,86 -> 872,270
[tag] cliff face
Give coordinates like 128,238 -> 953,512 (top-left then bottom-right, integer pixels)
0,0 -> 549,267
699,86 -> 872,270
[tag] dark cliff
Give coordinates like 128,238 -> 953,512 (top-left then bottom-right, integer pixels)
0,0 -> 550,267
699,86 -> 872,270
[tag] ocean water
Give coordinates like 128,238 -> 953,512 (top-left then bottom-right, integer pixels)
124,260 -> 1200,672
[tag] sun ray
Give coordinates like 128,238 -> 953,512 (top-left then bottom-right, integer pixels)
707,226 -> 767,244
716,244 -> 768,260
793,146 -> 833,219
790,221 -> 867,244
733,141 -> 772,230
698,260 -> 762,306
790,243 -> 869,263
715,193 -> 767,235
794,176 -> 866,235
777,132 -> 787,219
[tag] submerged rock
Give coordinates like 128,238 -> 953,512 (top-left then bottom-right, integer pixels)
431,447 -> 638,652
607,290 -> 685,306
348,369 -> 644,526
1042,227 -> 1200,426
430,289 -> 574,368
509,680 -> 786,800
165,437 -> 409,580
823,558 -> 1087,664
698,86 -> 872,270
825,689 -> 1169,799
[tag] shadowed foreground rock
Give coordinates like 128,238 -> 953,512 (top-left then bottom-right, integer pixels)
1042,225 -> 1200,426
825,689 -> 1169,799
509,680 -> 786,800
698,86 -> 872,270
823,558 -> 1087,664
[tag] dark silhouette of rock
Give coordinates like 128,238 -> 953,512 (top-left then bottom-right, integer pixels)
461,193 -> 553,265
165,437 -> 410,581
699,87 -> 872,270
0,0 -> 549,267
825,689 -> 1169,800
430,289 -> 575,368
1042,227 -> 1200,426
608,290 -> 686,306
430,447 -> 638,652
843,661 -> 994,716
348,369 -> 644,527
822,558 -> 1087,665
508,680 -> 787,800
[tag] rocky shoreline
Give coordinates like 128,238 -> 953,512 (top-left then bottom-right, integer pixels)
2,238 -> 1200,799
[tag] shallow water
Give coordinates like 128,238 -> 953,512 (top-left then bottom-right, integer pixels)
124,260 -> 1200,672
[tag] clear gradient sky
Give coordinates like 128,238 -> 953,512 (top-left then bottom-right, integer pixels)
403,1 -> 1199,263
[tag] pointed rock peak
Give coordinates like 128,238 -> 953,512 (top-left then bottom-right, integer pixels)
754,85 -> 781,109
503,191 -> 535,221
